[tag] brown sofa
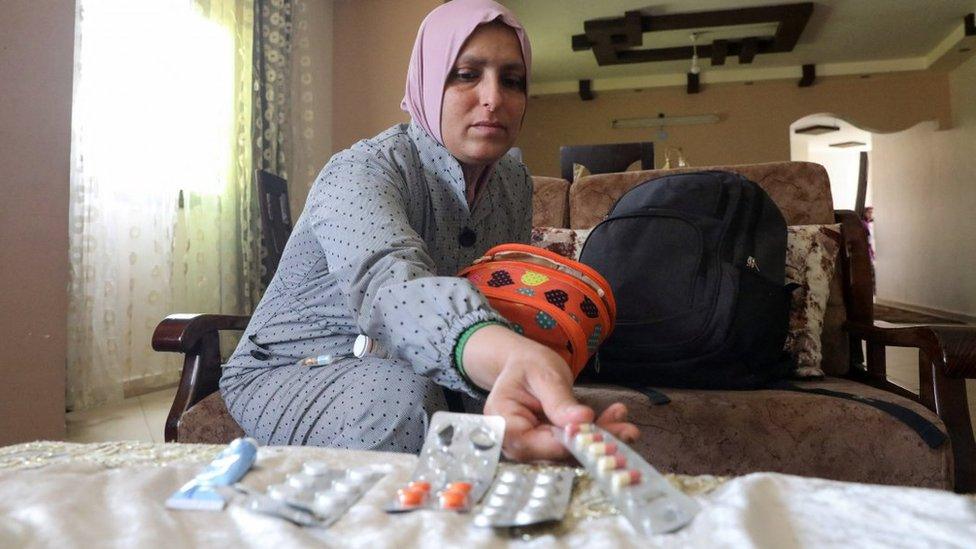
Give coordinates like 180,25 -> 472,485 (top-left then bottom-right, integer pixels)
153,161 -> 976,493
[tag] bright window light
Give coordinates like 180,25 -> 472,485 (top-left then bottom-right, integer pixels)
75,0 -> 234,196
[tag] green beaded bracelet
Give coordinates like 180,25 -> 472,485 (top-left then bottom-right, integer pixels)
454,320 -> 505,384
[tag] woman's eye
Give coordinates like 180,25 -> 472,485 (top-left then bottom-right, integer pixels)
452,70 -> 479,82
502,76 -> 526,90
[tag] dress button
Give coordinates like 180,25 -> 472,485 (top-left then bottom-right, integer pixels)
459,228 -> 476,247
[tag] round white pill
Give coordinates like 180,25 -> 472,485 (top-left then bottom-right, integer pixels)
531,486 -> 555,499
302,461 -> 332,476
473,514 -> 492,527
534,473 -> 554,485
267,483 -> 297,501
333,480 -> 360,495
487,495 -> 511,508
315,491 -> 349,510
494,484 -> 513,496
499,470 -> 519,483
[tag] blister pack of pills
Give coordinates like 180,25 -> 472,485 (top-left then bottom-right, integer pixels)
473,468 -> 575,528
241,461 -> 387,528
560,423 -> 699,535
387,411 -> 505,513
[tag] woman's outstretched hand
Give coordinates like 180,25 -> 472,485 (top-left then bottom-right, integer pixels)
462,325 -> 640,462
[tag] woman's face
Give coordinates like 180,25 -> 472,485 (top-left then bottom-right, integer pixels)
441,22 -> 527,169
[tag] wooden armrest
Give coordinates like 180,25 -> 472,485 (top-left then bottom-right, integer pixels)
152,313 -> 250,443
846,321 -> 976,379
152,313 -> 250,354
846,321 -> 976,492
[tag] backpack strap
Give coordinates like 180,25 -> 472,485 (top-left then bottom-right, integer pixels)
767,381 -> 947,449
621,381 -> 946,449
630,385 -> 672,406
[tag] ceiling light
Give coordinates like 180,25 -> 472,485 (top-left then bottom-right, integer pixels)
794,124 -> 840,135
689,33 -> 702,75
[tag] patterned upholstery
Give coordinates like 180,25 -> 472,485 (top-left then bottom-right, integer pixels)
576,379 -> 951,490
178,392 -> 244,444
531,176 -> 570,228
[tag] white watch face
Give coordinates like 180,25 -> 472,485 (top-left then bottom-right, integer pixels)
353,334 -> 370,358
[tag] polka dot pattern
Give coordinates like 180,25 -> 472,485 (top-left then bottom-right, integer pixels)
220,122 -> 532,451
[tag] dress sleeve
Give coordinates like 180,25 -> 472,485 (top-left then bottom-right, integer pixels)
306,154 -> 506,395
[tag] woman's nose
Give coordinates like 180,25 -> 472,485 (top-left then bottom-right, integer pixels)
478,77 -> 503,112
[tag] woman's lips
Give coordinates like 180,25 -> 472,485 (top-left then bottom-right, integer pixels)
470,121 -> 506,136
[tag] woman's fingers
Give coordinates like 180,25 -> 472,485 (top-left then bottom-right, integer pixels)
489,396 -> 570,461
595,402 -> 640,443
524,362 -> 594,427
596,402 -> 628,423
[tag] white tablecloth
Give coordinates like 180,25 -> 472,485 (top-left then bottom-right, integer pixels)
0,441 -> 974,548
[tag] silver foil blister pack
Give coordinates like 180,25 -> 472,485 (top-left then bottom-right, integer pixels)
560,423 -> 699,535
473,468 -> 575,528
387,411 -> 505,512
242,461 -> 387,528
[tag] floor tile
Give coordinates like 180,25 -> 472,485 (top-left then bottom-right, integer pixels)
66,397 -> 152,443
139,387 -> 177,443
885,346 -> 920,394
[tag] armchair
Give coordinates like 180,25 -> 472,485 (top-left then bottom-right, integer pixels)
152,161 -> 976,493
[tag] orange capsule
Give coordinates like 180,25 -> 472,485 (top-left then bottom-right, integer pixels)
439,489 -> 468,510
397,487 -> 426,507
446,481 -> 473,495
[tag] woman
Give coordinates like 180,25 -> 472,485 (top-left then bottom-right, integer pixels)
220,0 -> 638,462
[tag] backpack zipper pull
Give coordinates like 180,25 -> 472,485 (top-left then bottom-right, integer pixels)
746,256 -> 760,272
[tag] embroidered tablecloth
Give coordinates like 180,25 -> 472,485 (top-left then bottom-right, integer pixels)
0,441 -> 974,548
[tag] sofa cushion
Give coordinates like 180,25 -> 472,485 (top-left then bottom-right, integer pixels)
567,162 -> 850,376
568,162 -> 835,229
575,378 -> 952,490
531,176 -> 570,228
529,226 -> 591,260
177,392 -> 245,444
572,160 -> 643,182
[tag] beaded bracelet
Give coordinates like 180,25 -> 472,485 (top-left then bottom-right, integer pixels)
454,320 -> 505,384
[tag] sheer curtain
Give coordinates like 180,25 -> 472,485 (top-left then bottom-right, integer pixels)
67,0 -> 255,410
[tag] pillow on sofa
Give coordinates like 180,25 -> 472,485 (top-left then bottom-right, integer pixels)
784,224 -> 842,378
530,223 -> 842,378
572,160 -> 644,182
529,226 -> 592,260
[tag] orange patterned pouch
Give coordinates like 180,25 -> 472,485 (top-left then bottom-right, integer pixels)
458,243 -> 616,379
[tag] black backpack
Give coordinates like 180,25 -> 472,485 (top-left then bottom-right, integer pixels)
579,170 -> 796,389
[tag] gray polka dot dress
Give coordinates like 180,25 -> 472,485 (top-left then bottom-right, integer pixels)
220,122 -> 532,453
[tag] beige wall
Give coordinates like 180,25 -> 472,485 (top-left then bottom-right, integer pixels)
519,71 -> 951,177
331,0 -> 440,152
871,57 -> 976,317
0,1 -> 74,443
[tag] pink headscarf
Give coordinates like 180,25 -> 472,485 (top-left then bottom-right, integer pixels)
401,0 -> 532,146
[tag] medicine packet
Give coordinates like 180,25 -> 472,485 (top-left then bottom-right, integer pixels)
165,437 -> 258,511
560,423 -> 699,535
387,411 -> 505,513
241,461 -> 387,528
472,468 -> 575,528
